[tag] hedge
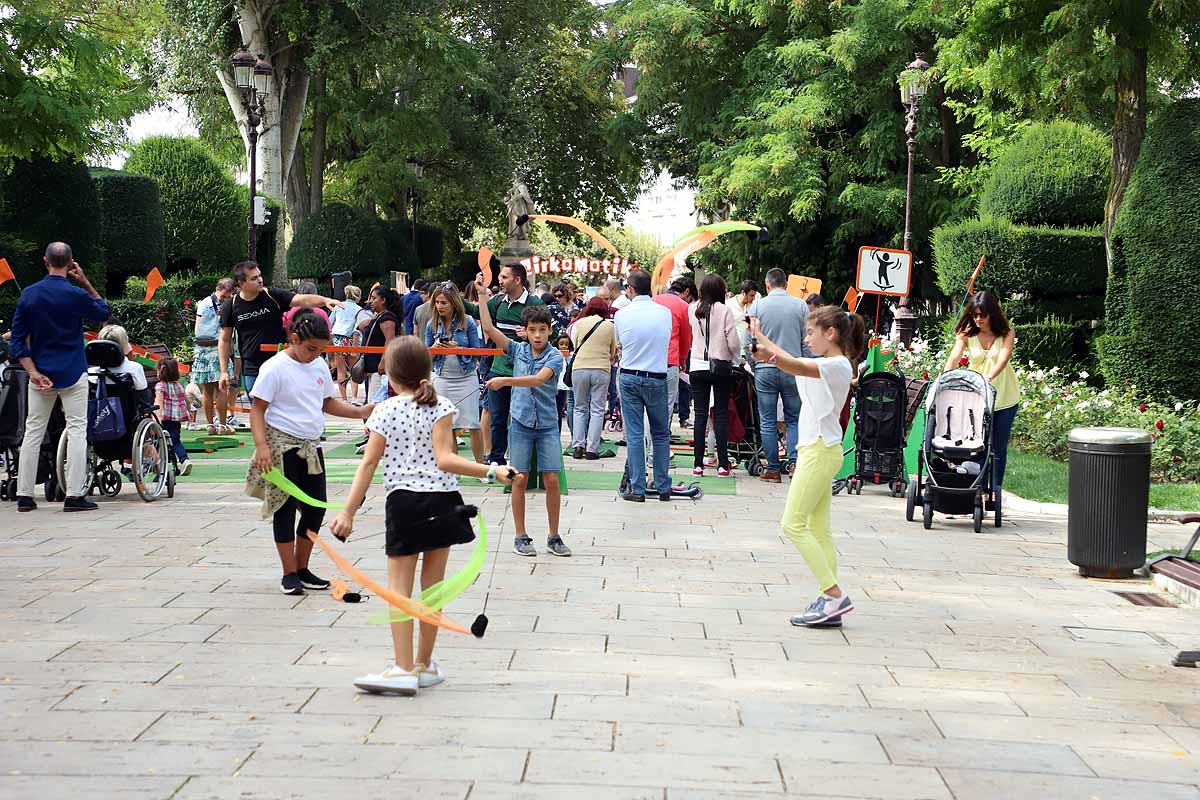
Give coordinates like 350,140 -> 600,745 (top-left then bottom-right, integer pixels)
978,121 -> 1111,228
932,217 -> 1106,298
1100,98 -> 1200,400
1015,316 -> 1078,373
90,168 -> 167,296
125,268 -> 232,306
123,136 -> 246,274
0,157 -> 105,326
378,219 -> 421,275
1002,294 -> 1105,324
103,298 -> 193,355
387,220 -> 444,269
287,203 -> 387,282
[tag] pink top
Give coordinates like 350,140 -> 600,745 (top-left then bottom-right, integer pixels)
155,380 -> 190,422
688,301 -> 740,363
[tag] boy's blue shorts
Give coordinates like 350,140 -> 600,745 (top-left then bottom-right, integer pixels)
508,419 -> 562,473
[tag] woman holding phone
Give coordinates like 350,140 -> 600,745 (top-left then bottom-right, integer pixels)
425,282 -> 486,463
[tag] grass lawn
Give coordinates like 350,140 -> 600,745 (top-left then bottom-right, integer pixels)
1006,449 -> 1200,511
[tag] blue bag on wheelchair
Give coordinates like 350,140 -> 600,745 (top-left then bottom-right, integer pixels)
89,378 -> 127,442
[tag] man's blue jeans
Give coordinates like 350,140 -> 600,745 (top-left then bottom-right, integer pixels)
620,373 -> 671,497
485,371 -> 511,465
755,366 -> 800,471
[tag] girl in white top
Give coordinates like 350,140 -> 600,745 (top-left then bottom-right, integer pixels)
332,336 -> 513,697
749,305 -> 864,627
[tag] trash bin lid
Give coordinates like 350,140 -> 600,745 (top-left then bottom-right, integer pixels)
1067,426 -> 1153,445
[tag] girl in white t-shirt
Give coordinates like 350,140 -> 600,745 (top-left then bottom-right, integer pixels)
331,336 -> 513,696
749,306 -> 864,628
247,310 -> 373,597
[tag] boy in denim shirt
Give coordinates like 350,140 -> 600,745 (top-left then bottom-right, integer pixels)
479,293 -> 570,557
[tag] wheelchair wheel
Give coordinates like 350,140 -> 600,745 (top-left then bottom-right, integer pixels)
99,468 -> 122,497
44,475 -> 63,503
56,432 -> 97,499
166,462 -> 176,498
132,417 -> 170,502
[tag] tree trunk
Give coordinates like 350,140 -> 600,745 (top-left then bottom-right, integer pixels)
287,143 -> 310,232
309,69 -> 327,215
1104,43 -> 1148,267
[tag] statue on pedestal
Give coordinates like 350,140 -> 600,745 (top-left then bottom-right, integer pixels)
501,178 -> 535,259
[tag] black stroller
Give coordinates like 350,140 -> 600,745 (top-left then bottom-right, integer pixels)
843,371 -> 908,496
0,361 -> 66,502
906,368 -> 1000,532
730,365 -> 769,475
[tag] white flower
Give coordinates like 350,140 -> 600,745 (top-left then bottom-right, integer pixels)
1034,369 -> 1045,381
1043,411 -> 1052,419
1079,370 -> 1089,379
1042,385 -> 1053,395
1101,399 -> 1114,408
1075,401 -> 1090,411
1049,366 -> 1060,375
1176,402 -> 1184,412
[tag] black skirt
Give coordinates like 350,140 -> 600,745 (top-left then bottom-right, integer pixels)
384,489 -> 475,556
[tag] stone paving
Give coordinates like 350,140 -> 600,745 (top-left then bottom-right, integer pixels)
3,425 -> 1200,799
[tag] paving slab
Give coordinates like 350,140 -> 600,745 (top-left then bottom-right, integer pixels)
3,425 -> 1200,797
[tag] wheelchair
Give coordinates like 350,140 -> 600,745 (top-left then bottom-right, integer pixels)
53,339 -> 176,502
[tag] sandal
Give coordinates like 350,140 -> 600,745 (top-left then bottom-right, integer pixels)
206,425 -> 217,435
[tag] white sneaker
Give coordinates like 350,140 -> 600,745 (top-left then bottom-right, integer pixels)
353,664 -> 418,695
415,660 -> 445,688
179,460 -> 193,476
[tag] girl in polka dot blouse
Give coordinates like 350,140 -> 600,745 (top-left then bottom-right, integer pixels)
331,336 -> 513,696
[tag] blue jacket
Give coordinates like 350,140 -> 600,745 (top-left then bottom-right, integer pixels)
11,275 -> 110,388
425,316 -> 482,375
402,290 -> 424,334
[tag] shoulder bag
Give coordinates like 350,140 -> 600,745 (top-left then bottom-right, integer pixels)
563,317 -> 604,388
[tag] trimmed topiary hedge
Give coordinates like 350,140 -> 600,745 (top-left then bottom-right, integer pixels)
1099,98 -> 1200,400
104,298 -> 193,354
1015,316 -> 1078,373
387,220 -> 444,269
90,168 -> 167,296
932,217 -> 1107,298
378,219 -> 422,276
287,203 -> 387,281
0,157 -> 105,325
123,136 -> 245,274
978,121 -> 1111,228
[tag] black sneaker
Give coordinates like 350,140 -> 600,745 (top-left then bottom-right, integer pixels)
16,496 -> 36,512
63,497 -> 98,513
513,536 -> 537,556
658,493 -> 672,502
585,451 -> 600,460
572,446 -> 585,460
297,568 -> 330,590
280,573 -> 305,595
546,536 -> 572,557
622,493 -> 645,503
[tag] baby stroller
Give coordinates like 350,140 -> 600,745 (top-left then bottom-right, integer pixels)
844,371 -> 908,496
729,365 -> 769,475
53,339 -> 176,502
0,361 -> 67,502
906,368 -> 1000,532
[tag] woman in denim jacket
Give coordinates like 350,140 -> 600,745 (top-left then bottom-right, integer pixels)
425,282 -> 485,463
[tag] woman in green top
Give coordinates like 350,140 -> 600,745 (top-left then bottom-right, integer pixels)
944,291 -> 1020,498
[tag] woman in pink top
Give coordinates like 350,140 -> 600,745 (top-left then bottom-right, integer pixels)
688,274 -> 741,476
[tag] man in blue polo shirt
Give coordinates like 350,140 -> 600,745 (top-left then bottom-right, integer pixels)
11,242 -> 110,512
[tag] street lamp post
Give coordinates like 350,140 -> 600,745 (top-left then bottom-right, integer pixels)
893,52 -> 932,345
231,46 -> 273,261
406,157 -> 424,253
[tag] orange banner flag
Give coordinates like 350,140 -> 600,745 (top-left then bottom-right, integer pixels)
477,247 -> 494,286
142,267 -> 165,304
842,286 -> 860,312
0,258 -> 14,287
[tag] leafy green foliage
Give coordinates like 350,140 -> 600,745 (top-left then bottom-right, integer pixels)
104,298 -> 193,354
1015,316 -> 1077,374
386,221 -> 445,270
287,204 -> 387,283
932,218 -> 1106,297
978,121 -> 1111,228
1100,99 -> 1200,401
123,136 -> 247,273
90,169 -> 167,295
0,158 -> 105,320
377,220 -> 422,277
124,268 -> 230,306
0,2 -> 157,168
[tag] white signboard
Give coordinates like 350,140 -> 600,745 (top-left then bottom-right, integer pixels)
855,246 -> 912,297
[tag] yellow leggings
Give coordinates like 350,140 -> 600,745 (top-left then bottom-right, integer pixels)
780,441 -> 845,592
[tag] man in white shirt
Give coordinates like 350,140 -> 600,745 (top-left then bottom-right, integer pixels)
728,279 -> 759,352
614,269 -> 673,502
607,278 -> 631,310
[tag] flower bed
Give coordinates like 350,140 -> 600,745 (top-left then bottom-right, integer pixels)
890,335 -> 1199,483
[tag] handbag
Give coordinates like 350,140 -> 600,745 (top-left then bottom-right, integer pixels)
701,310 -> 733,378
88,378 -> 127,442
563,317 -> 604,388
